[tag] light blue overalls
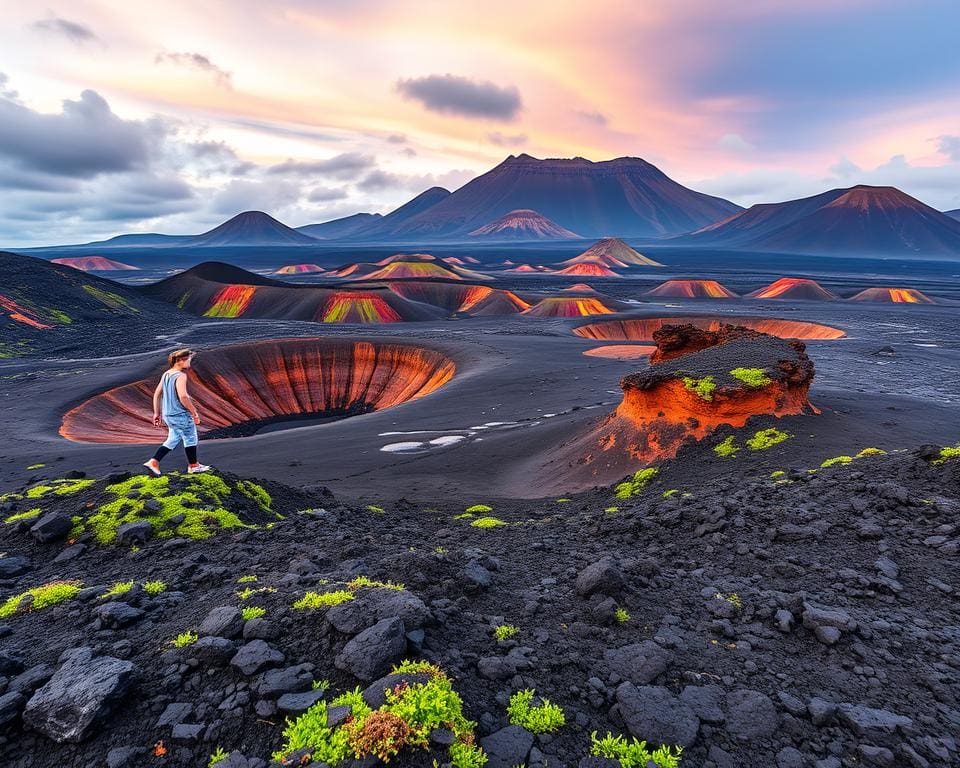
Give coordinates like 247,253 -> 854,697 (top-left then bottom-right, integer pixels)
161,371 -> 198,449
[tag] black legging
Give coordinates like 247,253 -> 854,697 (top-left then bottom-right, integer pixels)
153,445 -> 198,464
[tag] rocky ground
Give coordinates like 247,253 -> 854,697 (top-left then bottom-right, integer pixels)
0,442 -> 957,768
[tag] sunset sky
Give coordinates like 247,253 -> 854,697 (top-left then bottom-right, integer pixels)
1,0 -> 959,245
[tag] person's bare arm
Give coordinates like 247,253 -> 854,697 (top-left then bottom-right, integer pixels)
152,381 -> 163,427
175,374 -> 201,424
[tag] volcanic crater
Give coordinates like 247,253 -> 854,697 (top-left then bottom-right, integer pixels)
573,315 -> 846,342
60,338 -> 456,444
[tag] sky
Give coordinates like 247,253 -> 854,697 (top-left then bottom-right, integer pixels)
1,0 -> 959,246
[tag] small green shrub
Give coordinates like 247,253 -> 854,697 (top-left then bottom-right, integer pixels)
507,689 -> 565,734
208,746 -> 229,766
681,375 -> 716,401
494,624 -> 519,641
590,731 -> 683,768
662,489 -> 679,499
856,447 -> 886,458
241,606 -> 266,621
293,590 -> 355,609
367,505 -> 386,514
729,367 -> 772,387
769,470 -> 786,478
0,580 -> 82,618
171,630 -> 198,648
614,467 -> 659,499
26,463 -> 46,470
272,666 -> 482,766
100,581 -> 134,600
556,498 -> 572,503
465,504 -> 493,514
820,455 -> 853,468
470,517 -> 507,528
615,607 -> 630,624
236,574 -> 258,583
746,428 -> 790,451
236,586 -> 277,600
236,480 -> 272,511
348,576 -> 405,591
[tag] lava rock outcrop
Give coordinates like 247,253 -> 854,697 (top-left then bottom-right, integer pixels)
557,323 -> 817,483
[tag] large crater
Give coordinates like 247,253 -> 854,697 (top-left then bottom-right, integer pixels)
573,315 -> 845,341
61,339 -> 456,444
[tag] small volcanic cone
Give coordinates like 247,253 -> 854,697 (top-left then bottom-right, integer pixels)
553,324 -> 816,486
468,209 -> 581,239
504,264 -> 554,273
327,263 -> 381,279
387,282 -> 530,315
562,237 -> 664,267
522,296 -> 623,317
51,256 -> 138,271
375,252 -> 438,266
363,260 -> 493,282
275,264 -> 325,275
574,315 -> 846,341
555,262 -> 623,278
848,287 -> 936,304
565,283 -> 595,292
747,277 -> 838,300
60,338 -> 455,444
645,279 -> 738,299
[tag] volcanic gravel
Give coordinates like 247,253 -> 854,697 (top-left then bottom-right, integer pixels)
0,445 -> 958,767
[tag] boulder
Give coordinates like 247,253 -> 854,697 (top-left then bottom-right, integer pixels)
200,606 -> 245,639
192,636 -> 236,666
326,588 -> 430,634
604,641 -> 672,685
837,703 -> 912,736
22,647 -> 135,742
0,556 -> 31,578
95,602 -> 144,629
480,724 -> 535,768
725,689 -> 779,741
576,558 -> 624,598
335,617 -> 406,681
255,664 -> 315,698
29,513 -> 72,544
116,521 -> 152,546
230,640 -> 284,676
615,683 -> 699,748
0,691 -> 25,728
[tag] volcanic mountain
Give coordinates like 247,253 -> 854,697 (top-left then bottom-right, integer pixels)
468,209 -> 581,240
747,277 -> 839,301
562,237 -> 664,267
361,155 -> 741,239
183,211 -> 319,247
296,212 -> 382,239
684,185 -> 960,256
50,256 -> 138,271
341,187 -> 452,240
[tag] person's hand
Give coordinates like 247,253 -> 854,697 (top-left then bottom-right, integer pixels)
153,415 -> 162,428
192,413 -> 201,425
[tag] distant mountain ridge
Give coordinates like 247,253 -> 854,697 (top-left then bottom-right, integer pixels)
296,212 -> 382,239
682,185 -> 960,256
358,154 -> 741,239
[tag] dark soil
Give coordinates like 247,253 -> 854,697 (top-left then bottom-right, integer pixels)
0,445 -> 958,768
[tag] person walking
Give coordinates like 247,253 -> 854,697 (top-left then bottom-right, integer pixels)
143,348 -> 212,475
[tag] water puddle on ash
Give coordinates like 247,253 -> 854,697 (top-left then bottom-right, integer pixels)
378,402 -> 612,455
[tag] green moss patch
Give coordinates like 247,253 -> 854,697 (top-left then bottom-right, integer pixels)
0,580 -> 83,619
681,375 -> 716,401
72,473 -> 272,545
746,428 -> 791,451
614,468 -> 659,499
470,517 -> 507,529
729,367 -> 772,387
507,689 -> 565,734
590,732 -> 683,768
